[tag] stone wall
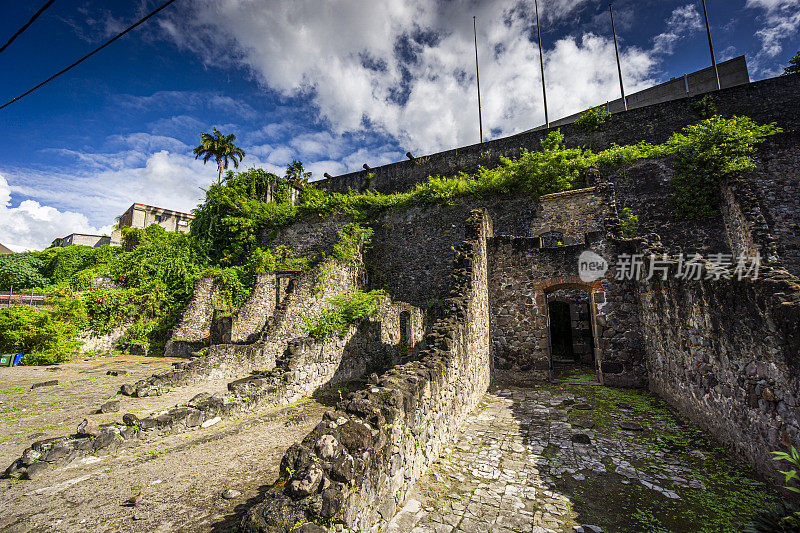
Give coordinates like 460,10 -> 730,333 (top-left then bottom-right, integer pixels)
605,158 -> 729,255
203,257 -> 365,379
164,277 -> 221,358
231,272 -> 278,343
240,209 -> 493,532
750,132 -> 800,277
315,74 -> 800,196
487,235 -> 645,387
530,187 -> 606,246
637,260 -> 800,481
77,321 -> 133,354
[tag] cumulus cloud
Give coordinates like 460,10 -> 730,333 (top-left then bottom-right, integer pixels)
0,174 -> 114,252
746,0 -> 800,59
163,0 -> 658,153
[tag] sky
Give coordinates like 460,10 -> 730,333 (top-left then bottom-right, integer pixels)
0,0 -> 798,251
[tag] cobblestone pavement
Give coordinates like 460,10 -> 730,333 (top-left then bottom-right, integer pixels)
389,382 -> 774,533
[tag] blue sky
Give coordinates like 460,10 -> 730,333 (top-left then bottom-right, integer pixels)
0,0 -> 798,251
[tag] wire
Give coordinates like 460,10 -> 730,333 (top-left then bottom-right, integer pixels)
0,0 -> 56,55
0,0 -> 180,111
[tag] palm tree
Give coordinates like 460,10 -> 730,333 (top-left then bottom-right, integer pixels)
193,128 -> 246,183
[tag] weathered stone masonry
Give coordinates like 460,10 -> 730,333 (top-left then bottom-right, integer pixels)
241,209 -> 492,532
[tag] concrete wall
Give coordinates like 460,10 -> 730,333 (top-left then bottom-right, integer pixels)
542,56 -> 750,129
314,73 -> 798,197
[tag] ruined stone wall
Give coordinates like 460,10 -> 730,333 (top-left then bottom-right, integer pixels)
530,187 -> 606,245
488,236 -> 645,387
269,213 -> 353,259
241,209 -> 493,532
316,74 -> 800,196
638,261 -> 800,481
750,133 -> 800,277
203,257 -> 365,378
605,158 -> 730,255
164,277 -> 221,357
230,272 -> 277,343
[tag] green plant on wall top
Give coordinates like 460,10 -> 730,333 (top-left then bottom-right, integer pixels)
783,51 -> 800,75
692,94 -> 719,120
575,106 -> 611,133
667,115 -> 781,218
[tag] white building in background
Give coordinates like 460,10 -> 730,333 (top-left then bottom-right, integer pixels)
110,203 -> 195,245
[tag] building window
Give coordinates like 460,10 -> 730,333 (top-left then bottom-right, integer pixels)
154,214 -> 163,222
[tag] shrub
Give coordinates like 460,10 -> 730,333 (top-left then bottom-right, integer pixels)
575,106 -> 611,133
692,94 -> 718,119
666,116 -> 781,218
0,253 -> 48,290
619,207 -> 639,237
332,223 -> 373,264
301,290 -> 385,338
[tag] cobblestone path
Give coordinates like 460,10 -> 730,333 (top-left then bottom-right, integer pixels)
388,382 -> 775,533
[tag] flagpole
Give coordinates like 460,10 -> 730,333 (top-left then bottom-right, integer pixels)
700,0 -> 721,90
534,0 -> 549,128
609,3 -> 627,111
473,16 -> 484,143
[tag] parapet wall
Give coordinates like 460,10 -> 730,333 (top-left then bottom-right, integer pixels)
241,209 -> 493,532
315,74 -> 799,196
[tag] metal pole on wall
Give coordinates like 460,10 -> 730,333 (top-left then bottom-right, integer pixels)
473,16 -> 484,143
609,3 -> 627,111
534,0 -> 549,128
700,0 -> 721,90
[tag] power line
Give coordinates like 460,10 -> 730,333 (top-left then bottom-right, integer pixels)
0,0 -> 56,55
0,0 -> 180,111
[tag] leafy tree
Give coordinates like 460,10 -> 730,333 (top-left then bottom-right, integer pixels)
285,159 -> 312,184
0,253 -> 48,290
191,168 -> 299,266
784,51 -> 800,75
193,127 -> 246,183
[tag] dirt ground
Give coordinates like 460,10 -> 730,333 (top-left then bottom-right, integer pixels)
0,356 -> 332,532
0,355 -> 237,467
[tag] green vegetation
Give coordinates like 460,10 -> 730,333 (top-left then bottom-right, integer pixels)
667,116 -> 780,218
0,115 -> 779,363
619,207 -> 639,237
540,380 -> 783,532
692,94 -> 718,119
301,290 -> 385,338
784,51 -> 800,76
575,105 -> 611,133
772,446 -> 800,493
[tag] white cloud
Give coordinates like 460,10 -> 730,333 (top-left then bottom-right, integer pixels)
164,0 -> 659,153
0,174 -> 114,252
746,0 -> 800,58
652,5 -> 703,55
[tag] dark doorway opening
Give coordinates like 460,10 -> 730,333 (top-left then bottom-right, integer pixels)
546,288 -> 598,383
548,301 -> 574,362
